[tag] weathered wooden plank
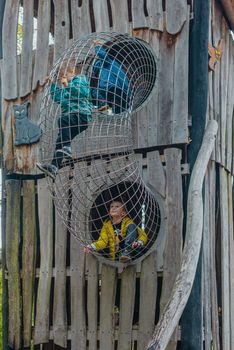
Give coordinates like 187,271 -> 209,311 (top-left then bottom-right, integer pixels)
228,174 -> 234,348
147,0 -> 163,31
159,148 -> 183,350
22,180 -> 36,347
110,0 -> 130,33
118,266 -> 136,350
54,0 -> 70,61
5,180 -> 21,349
165,1 -> 187,35
147,150 -> 166,198
132,0 -> 148,29
99,264 -> 117,350
92,0 -> 109,33
34,178 -> 54,344
71,0 -> 92,39
86,254 -> 99,350
20,0 -> 34,97
172,8 -> 189,144
220,167 -> 231,350
138,252 -> 157,350
53,203 -> 68,347
2,101 -> 14,171
2,0 -> 20,99
32,0 -> 51,90
209,162 -> 220,350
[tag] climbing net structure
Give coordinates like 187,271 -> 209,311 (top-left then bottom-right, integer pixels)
39,32 -> 161,265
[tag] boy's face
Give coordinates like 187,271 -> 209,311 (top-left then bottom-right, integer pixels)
59,66 -> 76,81
109,201 -> 126,219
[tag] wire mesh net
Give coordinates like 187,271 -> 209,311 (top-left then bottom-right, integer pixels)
39,31 -> 161,265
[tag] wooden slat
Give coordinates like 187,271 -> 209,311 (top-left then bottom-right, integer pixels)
22,180 -> 36,347
54,0 -> 70,61
2,101 -> 14,171
138,252 -> 157,350
86,254 -> 99,350
34,178 -> 54,344
132,0 -> 148,29
147,0 -> 163,31
91,0 -> 109,33
2,0 -> 20,99
99,264 -> 117,350
160,148 -> 183,350
172,8 -> 189,144
71,0 -> 92,39
110,0 -> 130,33
165,1 -> 187,35
228,174 -> 234,348
5,180 -> 21,349
32,0 -> 51,90
53,203 -> 68,346
118,266 -> 136,350
20,0 -> 34,97
220,167 -> 231,349
147,150 -> 166,198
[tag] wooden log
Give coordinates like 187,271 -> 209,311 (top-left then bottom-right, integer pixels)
86,254 -> 99,350
132,0 -> 148,29
138,252 -> 157,350
110,0 -> 130,33
118,266 -> 136,350
99,264 -> 117,350
165,1 -> 187,35
22,180 -> 36,347
147,0 -> 163,31
20,0 -> 34,97
32,0 -> 51,90
5,180 -> 21,349
146,120 -> 218,350
71,0 -> 92,39
2,0 -> 20,99
91,0 -> 109,33
54,0 -> 70,61
34,178 -> 53,344
220,167 -> 231,349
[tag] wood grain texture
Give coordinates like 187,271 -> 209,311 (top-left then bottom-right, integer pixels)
54,0 -> 70,61
165,0 -> 187,35
132,0 -> 148,29
92,0 -> 109,33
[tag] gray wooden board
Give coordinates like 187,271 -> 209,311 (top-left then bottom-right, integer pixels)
209,162 -> 220,349
147,0 -> 163,31
220,167 -> 231,349
34,178 -> 54,344
86,254 -> 99,350
172,8 -> 189,144
118,266 -> 136,350
54,0 -> 70,61
2,101 -> 14,171
2,0 -> 20,99
228,174 -> 234,348
165,1 -> 187,35
138,252 -> 157,350
110,0 -> 130,33
99,264 -> 117,350
22,181 -> 36,347
53,172 -> 69,348
202,174 -> 212,349
5,180 -> 21,349
19,0 -> 34,97
159,148 -> 183,349
92,0 -> 110,33
146,150 -> 166,198
32,0 -> 51,90
71,0 -> 92,39
132,0 -> 148,29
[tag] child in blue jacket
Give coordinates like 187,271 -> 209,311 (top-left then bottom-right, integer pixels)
37,61 -> 94,179
91,41 -> 132,114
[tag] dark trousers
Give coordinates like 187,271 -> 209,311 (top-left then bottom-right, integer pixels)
122,223 -> 138,255
52,112 -> 89,168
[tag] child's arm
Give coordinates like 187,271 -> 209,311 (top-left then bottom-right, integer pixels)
132,227 -> 148,248
84,224 -> 109,253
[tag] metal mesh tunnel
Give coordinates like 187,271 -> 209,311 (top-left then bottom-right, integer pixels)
39,31 -> 160,265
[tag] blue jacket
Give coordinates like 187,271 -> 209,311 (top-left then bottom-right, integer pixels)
91,46 -> 132,109
50,75 -> 93,120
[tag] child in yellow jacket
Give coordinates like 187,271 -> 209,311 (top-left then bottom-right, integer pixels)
84,199 -> 147,262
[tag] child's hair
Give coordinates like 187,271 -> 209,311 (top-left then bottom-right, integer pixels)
56,58 -> 84,78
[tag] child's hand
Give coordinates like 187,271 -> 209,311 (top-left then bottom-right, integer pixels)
132,241 -> 143,249
93,39 -> 102,46
60,76 -> 68,87
84,245 -> 93,253
97,105 -> 109,112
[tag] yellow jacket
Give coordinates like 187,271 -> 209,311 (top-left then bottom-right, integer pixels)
92,216 -> 148,260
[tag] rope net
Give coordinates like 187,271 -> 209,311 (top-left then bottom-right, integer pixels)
39,32 -> 161,265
